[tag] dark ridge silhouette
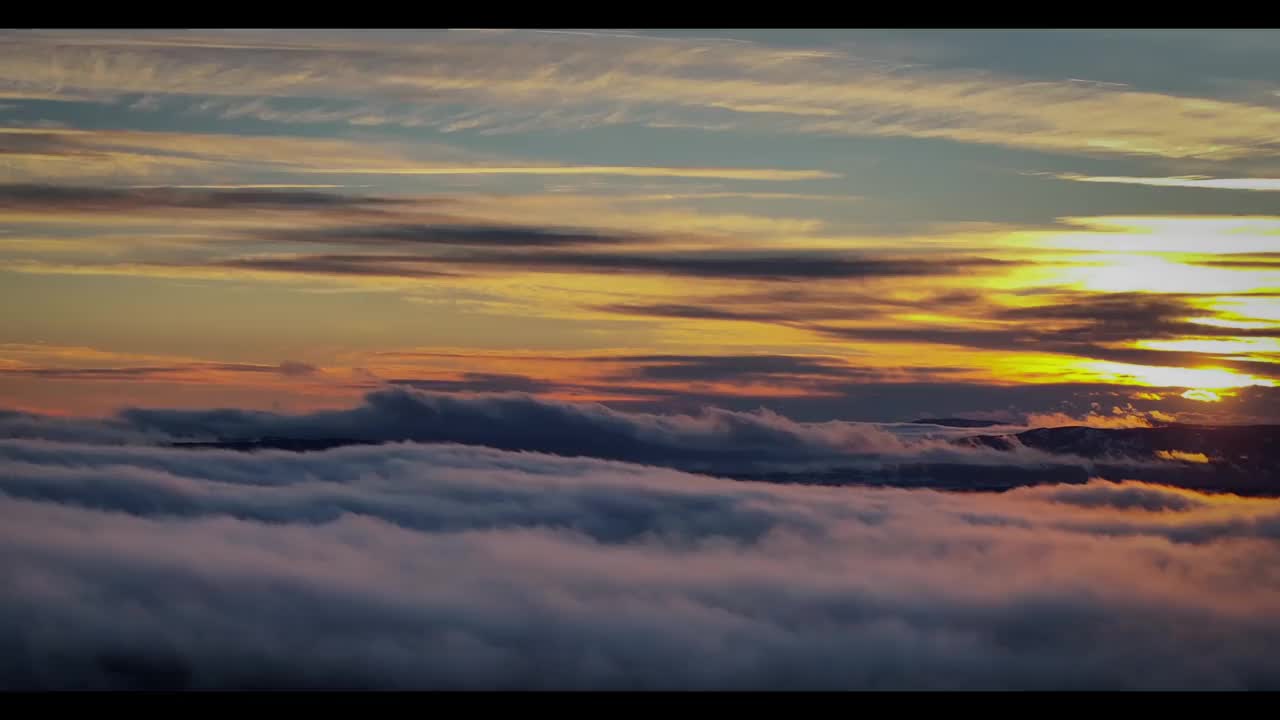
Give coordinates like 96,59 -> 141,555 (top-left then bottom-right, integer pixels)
908,418 -> 1009,428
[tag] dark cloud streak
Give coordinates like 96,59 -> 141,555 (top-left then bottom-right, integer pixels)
0,183 -> 404,213
265,223 -> 639,248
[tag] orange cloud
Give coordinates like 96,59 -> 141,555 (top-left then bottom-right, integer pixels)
1156,450 -> 1211,464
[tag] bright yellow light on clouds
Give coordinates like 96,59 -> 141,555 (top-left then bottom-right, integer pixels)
1204,296 -> 1280,324
995,215 -> 1280,296
1043,216 -> 1280,254
1046,254 -> 1279,295
1134,337 -> 1280,355
1055,174 -> 1280,192
1181,389 -> 1222,402
1081,360 -> 1275,390
1186,316 -> 1277,331
1156,449 -> 1211,463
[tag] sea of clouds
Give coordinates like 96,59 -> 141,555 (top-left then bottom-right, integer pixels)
2,389 -> 1278,689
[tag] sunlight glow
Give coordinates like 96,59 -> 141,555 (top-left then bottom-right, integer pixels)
1156,449 -> 1212,463
1186,316 -> 1277,331
1205,296 -> 1280,324
1081,361 -> 1276,390
1047,254 -> 1280,295
1135,337 -> 1280,355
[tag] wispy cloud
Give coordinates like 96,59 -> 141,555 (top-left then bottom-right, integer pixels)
128,184 -> 364,190
1050,173 -> 1280,192
0,183 -> 401,213
0,361 -> 320,382
299,166 -> 840,181
5,29 -> 1280,160
0,125 -> 835,187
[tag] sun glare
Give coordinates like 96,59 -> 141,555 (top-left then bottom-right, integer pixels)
1135,337 -> 1280,355
1081,360 -> 1276,391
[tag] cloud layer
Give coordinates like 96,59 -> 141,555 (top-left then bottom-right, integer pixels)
1,430 -> 1279,689
12,386 -> 1278,500
4,387 -> 1086,475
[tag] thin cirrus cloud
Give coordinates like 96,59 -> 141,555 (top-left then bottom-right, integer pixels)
0,361 -> 319,382
298,166 -> 841,181
0,125 -> 836,185
1051,173 -> 1280,192
129,184 -> 363,190
5,29 -> 1280,161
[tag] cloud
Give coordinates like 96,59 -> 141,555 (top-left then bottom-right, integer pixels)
591,288 -> 988,326
117,387 -> 946,472
0,124 -> 834,185
196,250 -> 1014,283
0,126 -> 495,183
6,29 -> 1280,161
0,183 -> 401,213
276,361 -> 319,377
388,373 -> 563,395
265,223 -> 640,248
591,303 -> 793,324
1156,449 -> 1211,464
597,291 -> 1277,358
1051,174 -> 1280,192
0,410 -> 159,445
441,250 -> 1015,281
1193,253 -> 1280,270
298,166 -> 839,181
0,361 -> 323,382
1024,410 -> 1163,430
1010,481 -> 1210,512
41,385 -> 1280,506
211,254 -> 459,280
602,354 -> 866,383
1,432 -> 1279,689
1,387 -> 1092,476
805,291 -> 1280,382
129,184 -> 361,190
374,358 -> 985,414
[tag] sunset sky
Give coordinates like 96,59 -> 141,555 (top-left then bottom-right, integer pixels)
3,28 -> 1279,424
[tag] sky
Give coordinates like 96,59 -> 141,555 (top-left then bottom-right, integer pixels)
2,28 -> 1280,424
